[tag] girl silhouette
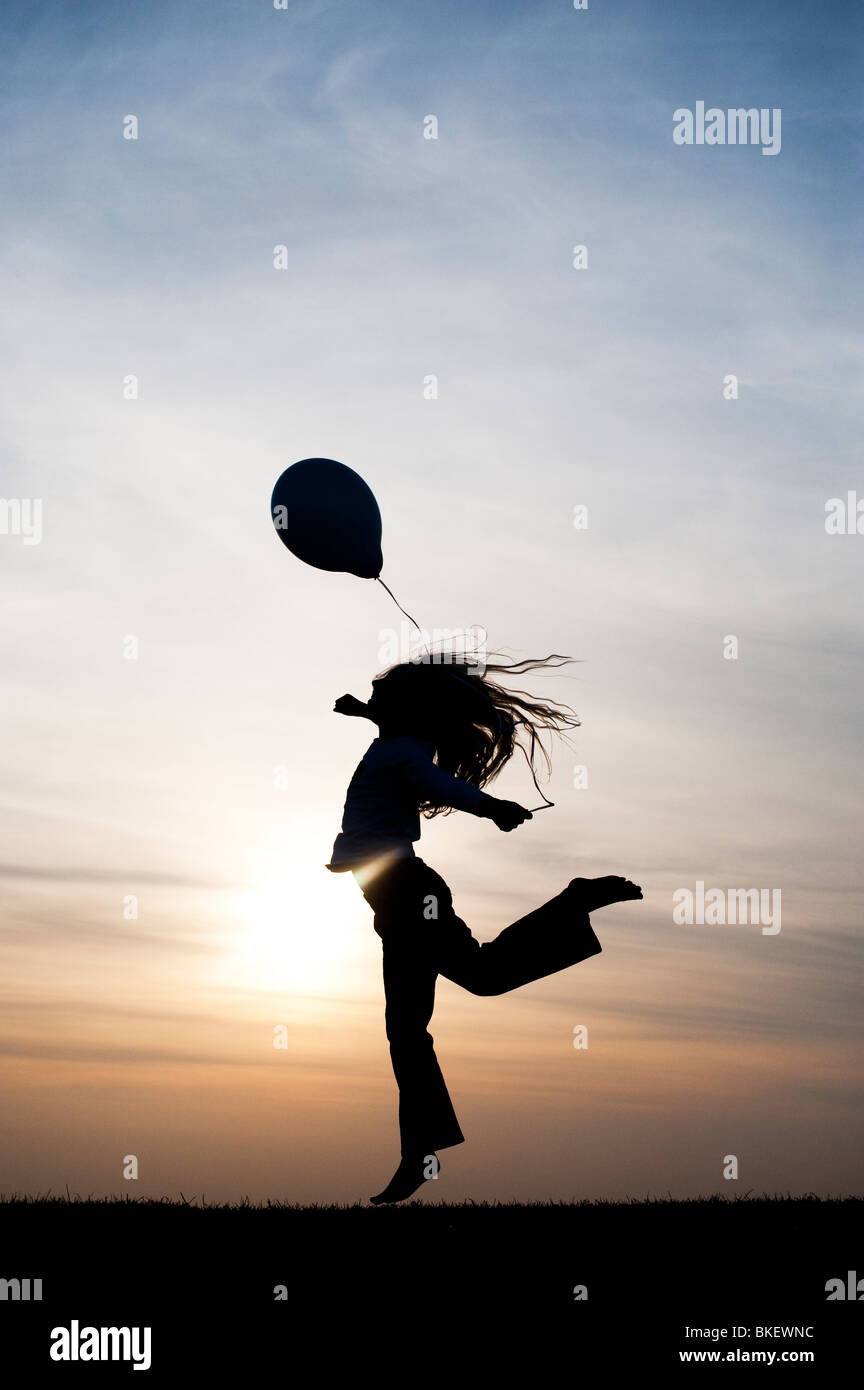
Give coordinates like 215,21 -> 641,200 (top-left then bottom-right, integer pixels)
326,654 -> 642,1204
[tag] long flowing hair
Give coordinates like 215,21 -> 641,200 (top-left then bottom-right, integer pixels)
373,653 -> 580,817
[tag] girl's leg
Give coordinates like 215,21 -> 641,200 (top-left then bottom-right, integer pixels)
362,859 -> 465,1159
358,857 -> 624,1201
375,914 -> 465,1155
430,875 -> 604,996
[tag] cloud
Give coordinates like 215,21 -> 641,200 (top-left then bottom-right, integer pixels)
0,863 -> 237,888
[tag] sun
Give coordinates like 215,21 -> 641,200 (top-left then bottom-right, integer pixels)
223,846 -> 368,996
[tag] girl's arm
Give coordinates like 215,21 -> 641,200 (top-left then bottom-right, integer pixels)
393,739 -> 532,829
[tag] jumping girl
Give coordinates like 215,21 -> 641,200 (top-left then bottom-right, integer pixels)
326,654 -> 642,1204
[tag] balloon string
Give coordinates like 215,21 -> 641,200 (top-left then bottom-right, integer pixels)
518,721 -> 555,812
375,576 -> 424,638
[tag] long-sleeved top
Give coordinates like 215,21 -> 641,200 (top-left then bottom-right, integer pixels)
326,734 -> 494,872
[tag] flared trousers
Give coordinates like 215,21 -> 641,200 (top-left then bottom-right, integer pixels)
359,856 -> 602,1156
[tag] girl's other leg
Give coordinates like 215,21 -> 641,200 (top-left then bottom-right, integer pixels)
433,877 -> 605,996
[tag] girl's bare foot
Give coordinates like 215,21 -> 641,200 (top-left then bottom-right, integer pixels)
567,875 -> 643,913
370,1153 -> 437,1205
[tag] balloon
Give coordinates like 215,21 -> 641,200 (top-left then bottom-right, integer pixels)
270,457 -> 383,580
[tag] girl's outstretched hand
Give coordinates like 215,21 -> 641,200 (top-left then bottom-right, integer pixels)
488,799 -> 533,832
333,693 -> 370,717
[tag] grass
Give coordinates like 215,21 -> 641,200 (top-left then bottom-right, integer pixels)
3,1191 -> 860,1373
3,1187 -> 858,1207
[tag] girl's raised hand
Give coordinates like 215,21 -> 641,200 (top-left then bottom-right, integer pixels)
333,693 -> 370,717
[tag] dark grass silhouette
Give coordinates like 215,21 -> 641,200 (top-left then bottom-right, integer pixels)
3,1192 -> 861,1374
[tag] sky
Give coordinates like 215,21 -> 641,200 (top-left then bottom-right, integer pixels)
0,0 -> 862,1205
